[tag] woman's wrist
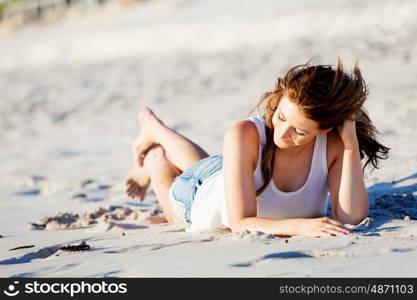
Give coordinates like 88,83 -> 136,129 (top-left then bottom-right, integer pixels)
343,138 -> 359,151
289,218 -> 304,236
338,114 -> 359,150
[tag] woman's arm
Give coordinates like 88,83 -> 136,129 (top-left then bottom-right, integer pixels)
328,115 -> 369,225
223,121 -> 350,237
222,120 -> 264,231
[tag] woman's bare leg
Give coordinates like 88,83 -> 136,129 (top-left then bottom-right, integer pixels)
141,144 -> 182,223
125,107 -> 208,214
132,107 -> 209,172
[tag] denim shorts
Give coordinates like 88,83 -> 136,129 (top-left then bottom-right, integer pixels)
169,155 -> 223,223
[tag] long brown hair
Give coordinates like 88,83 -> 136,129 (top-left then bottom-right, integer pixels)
248,59 -> 390,196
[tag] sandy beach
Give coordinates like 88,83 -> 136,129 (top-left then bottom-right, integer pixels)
0,0 -> 417,277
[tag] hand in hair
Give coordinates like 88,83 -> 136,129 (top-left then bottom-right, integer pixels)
337,113 -> 358,150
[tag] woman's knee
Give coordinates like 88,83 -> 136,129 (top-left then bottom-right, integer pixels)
143,144 -> 165,165
143,145 -> 179,176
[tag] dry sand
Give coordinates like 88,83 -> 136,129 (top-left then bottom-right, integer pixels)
0,0 -> 416,277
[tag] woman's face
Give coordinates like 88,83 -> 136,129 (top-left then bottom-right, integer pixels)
272,96 -> 328,149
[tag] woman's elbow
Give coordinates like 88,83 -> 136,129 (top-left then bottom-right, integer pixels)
229,219 -> 242,232
352,211 -> 369,226
228,216 -> 248,232
352,205 -> 369,225
337,210 -> 369,226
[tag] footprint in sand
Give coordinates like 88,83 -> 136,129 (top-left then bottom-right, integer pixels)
0,246 -> 61,265
231,251 -> 314,268
1,242 -> 92,265
231,249 -> 356,268
29,206 -> 141,231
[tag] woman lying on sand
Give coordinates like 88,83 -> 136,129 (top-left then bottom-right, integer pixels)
125,59 -> 389,238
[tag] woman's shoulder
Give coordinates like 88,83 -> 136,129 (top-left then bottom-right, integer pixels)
224,120 -> 260,171
246,115 -> 267,144
225,120 -> 260,148
326,129 -> 345,170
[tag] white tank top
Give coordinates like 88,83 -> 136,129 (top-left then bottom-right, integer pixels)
186,114 -> 329,233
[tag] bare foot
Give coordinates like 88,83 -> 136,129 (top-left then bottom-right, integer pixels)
125,165 -> 150,201
131,107 -> 163,167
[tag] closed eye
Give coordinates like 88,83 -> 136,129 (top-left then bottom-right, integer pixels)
295,130 -> 305,136
278,115 -> 306,136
